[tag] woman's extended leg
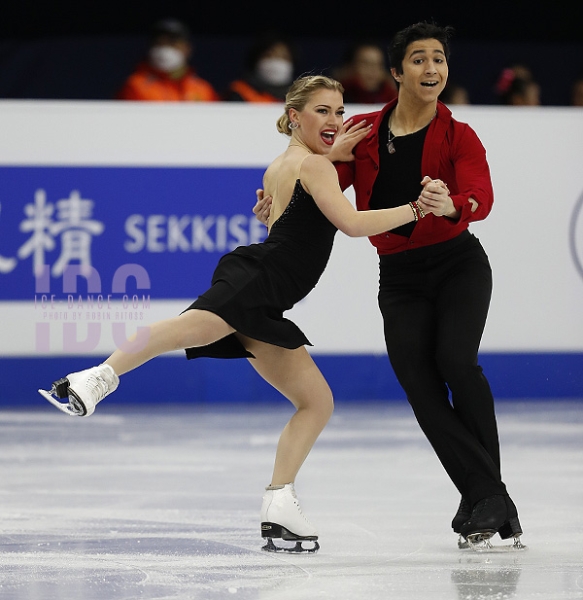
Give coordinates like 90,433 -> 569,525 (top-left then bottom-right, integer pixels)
106,309 -> 234,375
39,309 -> 236,416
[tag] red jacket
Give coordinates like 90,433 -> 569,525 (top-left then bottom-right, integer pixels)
336,99 -> 494,254
116,63 -> 219,102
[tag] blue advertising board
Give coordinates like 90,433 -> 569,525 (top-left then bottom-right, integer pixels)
0,166 -> 267,302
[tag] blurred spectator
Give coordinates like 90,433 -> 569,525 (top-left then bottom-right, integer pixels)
334,40 -> 397,104
571,76 -> 583,106
507,63 -> 533,80
223,32 -> 297,102
495,64 -> 541,105
116,18 -> 219,102
439,81 -> 470,105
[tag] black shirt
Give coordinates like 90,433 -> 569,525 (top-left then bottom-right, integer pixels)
370,110 -> 429,238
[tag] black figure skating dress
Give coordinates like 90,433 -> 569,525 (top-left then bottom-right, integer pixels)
184,180 -> 337,359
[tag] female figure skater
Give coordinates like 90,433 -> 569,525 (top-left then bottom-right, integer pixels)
39,75 -> 438,553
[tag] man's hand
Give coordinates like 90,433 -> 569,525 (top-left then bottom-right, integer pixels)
253,188 -> 272,226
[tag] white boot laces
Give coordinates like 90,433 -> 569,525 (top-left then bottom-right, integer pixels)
86,372 -> 110,403
288,485 -> 312,525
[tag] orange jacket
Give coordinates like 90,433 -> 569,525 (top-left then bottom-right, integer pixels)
227,80 -> 281,103
117,63 -> 219,102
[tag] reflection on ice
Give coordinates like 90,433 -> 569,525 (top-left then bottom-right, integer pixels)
451,566 -> 521,600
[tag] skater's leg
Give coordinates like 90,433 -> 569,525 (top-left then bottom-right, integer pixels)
106,309 -> 234,375
238,335 -> 332,551
39,309 -> 235,416
238,335 -> 334,485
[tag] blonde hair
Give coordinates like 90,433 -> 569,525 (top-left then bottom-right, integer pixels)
276,75 -> 344,136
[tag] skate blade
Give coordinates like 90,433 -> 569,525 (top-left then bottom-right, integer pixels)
38,388 -> 83,417
457,535 -> 470,550
262,538 -> 320,554
468,533 -> 527,553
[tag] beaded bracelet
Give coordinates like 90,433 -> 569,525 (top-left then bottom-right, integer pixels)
408,202 -> 419,222
413,200 -> 426,219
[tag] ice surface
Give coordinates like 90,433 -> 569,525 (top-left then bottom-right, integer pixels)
0,400 -> 581,599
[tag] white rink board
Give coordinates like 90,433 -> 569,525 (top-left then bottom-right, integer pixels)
0,101 -> 582,355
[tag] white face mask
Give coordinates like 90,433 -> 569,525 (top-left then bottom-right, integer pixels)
149,45 -> 185,73
256,58 -> 293,86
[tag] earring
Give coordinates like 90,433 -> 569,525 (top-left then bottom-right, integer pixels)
288,122 -> 298,130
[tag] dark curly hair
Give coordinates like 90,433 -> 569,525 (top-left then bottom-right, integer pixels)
388,21 -> 454,76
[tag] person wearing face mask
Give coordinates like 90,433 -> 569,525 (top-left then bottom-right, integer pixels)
116,18 -> 219,102
223,32 -> 296,103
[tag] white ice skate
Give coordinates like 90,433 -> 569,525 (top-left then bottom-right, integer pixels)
38,364 -> 119,417
260,483 -> 319,553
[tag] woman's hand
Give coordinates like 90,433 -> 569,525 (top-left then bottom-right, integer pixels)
253,188 -> 272,226
327,119 -> 372,163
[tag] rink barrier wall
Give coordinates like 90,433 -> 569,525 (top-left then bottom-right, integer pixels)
0,103 -> 582,406
2,353 -> 582,408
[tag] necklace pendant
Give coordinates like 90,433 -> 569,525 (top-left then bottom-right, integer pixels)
387,140 -> 396,154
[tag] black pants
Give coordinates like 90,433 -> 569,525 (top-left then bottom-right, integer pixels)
378,231 -> 507,506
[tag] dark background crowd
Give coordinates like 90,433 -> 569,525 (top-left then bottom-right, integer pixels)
1,0 -> 582,106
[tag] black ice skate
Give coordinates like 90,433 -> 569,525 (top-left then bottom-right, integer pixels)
38,364 -> 119,417
461,495 -> 526,552
260,483 -> 320,553
452,497 -> 472,549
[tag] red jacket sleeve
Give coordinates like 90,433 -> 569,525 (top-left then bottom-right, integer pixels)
335,160 -> 355,192
446,123 -> 494,224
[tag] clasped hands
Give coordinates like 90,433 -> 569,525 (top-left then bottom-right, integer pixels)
417,176 -> 458,218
